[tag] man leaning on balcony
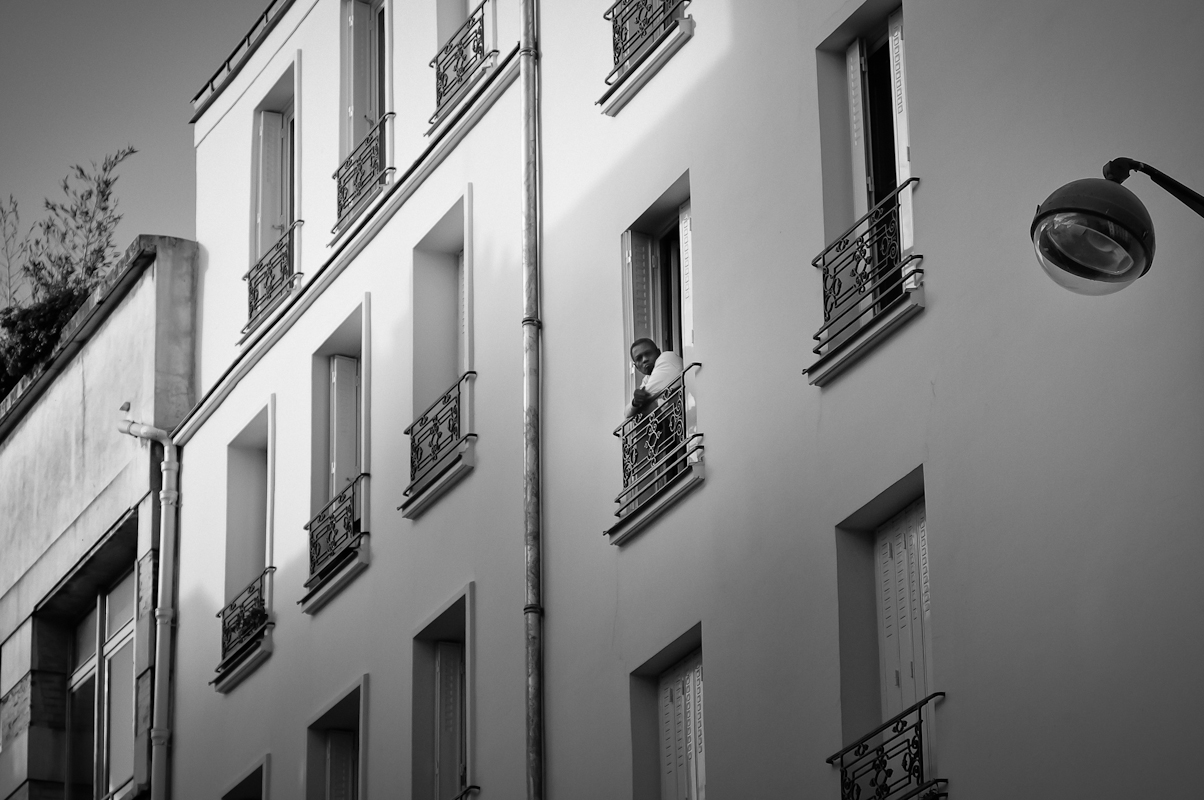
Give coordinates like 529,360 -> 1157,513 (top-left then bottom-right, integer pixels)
625,338 -> 684,418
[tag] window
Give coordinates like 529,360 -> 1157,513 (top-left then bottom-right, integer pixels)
246,66 -> 300,336
809,6 -> 920,385
630,624 -> 704,800
223,761 -> 268,800
401,196 -> 476,518
598,0 -> 696,116
337,0 -> 392,227
216,403 -> 274,691
304,306 -> 370,612
66,571 -> 137,800
874,499 -> 930,719
607,173 -> 703,544
413,591 -> 473,800
307,683 -> 366,800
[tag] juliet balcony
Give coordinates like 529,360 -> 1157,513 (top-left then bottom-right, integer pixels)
242,220 -> 303,337
301,473 -> 369,613
399,372 -> 476,519
598,0 -> 695,115
334,113 -> 395,232
429,0 -> 498,128
213,567 -> 274,693
605,363 -> 704,545
827,692 -> 947,800
806,178 -> 923,386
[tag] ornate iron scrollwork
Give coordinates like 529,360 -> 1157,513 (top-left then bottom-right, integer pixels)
334,114 -> 393,229
811,178 -> 922,354
603,0 -> 690,86
305,474 -> 365,582
404,372 -> 475,493
827,692 -> 947,800
243,221 -> 302,334
430,1 -> 494,124
217,567 -> 273,665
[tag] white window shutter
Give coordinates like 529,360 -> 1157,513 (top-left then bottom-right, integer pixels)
329,355 -> 360,498
845,39 -> 870,221
457,250 -> 467,374
678,201 -> 694,361
876,500 -> 929,721
660,652 -> 704,800
351,0 -> 372,145
887,9 -> 914,253
683,654 -> 705,800
621,230 -> 655,399
256,111 -> 284,258
659,678 -> 679,800
435,641 -> 466,800
877,520 -> 904,720
326,729 -> 358,800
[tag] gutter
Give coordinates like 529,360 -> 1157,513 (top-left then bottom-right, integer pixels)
118,405 -> 179,800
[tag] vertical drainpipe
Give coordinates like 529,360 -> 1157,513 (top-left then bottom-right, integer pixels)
519,0 -> 544,798
118,406 -> 178,800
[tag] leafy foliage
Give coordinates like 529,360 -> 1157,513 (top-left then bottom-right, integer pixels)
0,147 -> 136,401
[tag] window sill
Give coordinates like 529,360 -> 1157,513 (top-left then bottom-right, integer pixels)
299,534 -> 371,615
805,284 -> 925,387
399,438 -> 476,520
212,624 -> 273,694
605,457 -> 705,546
598,15 -> 695,117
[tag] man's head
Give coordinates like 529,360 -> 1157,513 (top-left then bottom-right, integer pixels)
630,338 -> 661,376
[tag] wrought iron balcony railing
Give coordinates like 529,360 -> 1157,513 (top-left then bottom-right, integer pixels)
404,372 -> 476,496
430,0 -> 496,124
334,113 -> 394,232
243,220 -> 302,335
216,567 -> 274,669
305,473 -> 367,586
827,692 -> 947,800
613,363 -> 702,519
604,0 -> 690,86
811,178 -> 921,354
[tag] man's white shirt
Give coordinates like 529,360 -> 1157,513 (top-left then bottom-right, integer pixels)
625,350 -> 684,417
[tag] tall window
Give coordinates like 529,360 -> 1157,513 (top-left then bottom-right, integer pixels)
413,594 -> 470,800
344,0 -> 388,155
66,571 -> 137,799
255,99 -> 295,260
307,686 -> 363,800
844,8 -> 912,309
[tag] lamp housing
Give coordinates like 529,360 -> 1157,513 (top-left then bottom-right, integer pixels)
1030,178 -> 1154,295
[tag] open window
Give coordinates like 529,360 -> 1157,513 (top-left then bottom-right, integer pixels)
304,304 -> 371,613
215,401 -> 275,692
246,65 -> 301,336
608,173 -> 703,545
413,589 -> 474,800
630,624 -> 705,800
336,0 -> 393,229
401,195 -> 476,519
307,681 -> 367,800
809,5 -> 921,385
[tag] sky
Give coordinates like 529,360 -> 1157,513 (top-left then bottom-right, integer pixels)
0,0 -> 265,268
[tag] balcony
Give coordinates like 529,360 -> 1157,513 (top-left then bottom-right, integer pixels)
333,113 -> 394,233
399,372 -> 476,519
242,220 -> 302,336
605,363 -> 704,545
301,473 -> 369,613
598,0 -> 695,115
429,0 -> 498,127
805,178 -> 923,386
827,692 -> 947,800
213,567 -> 274,693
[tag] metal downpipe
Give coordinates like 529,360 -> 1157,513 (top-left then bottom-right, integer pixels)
519,0 -> 544,798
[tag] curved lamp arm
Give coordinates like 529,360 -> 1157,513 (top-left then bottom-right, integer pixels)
1103,158 -> 1204,219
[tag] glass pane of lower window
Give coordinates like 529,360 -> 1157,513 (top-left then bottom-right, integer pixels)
106,571 -> 136,640
106,641 -> 135,793
67,675 -> 96,800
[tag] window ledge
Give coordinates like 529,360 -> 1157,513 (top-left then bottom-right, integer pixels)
598,15 -> 695,117
300,534 -> 371,615
399,438 -> 476,520
605,458 -> 705,546
212,624 -> 273,694
805,284 -> 925,387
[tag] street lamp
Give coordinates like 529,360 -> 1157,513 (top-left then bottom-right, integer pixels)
1031,158 -> 1204,295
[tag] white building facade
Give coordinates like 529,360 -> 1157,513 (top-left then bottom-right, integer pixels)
172,1 -> 1204,799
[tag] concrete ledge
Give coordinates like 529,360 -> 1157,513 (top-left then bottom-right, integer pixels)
212,626 -> 273,694
605,460 -> 705,546
805,285 -> 925,387
599,16 -> 695,117
300,536 -> 371,615
399,440 -> 475,520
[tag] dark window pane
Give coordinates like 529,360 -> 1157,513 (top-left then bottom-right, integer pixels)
105,571 -> 136,640
106,641 -> 135,792
67,676 -> 96,800
74,607 -> 98,670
